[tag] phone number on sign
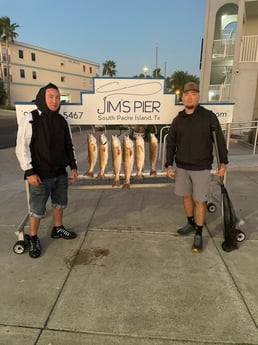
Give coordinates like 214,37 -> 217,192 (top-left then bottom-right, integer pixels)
62,112 -> 84,120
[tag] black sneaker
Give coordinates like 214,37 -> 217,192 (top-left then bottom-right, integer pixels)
177,223 -> 195,236
192,234 -> 203,253
29,237 -> 41,258
51,225 -> 77,239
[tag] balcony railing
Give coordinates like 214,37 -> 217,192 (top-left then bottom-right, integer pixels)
212,39 -> 235,59
212,35 -> 258,63
240,35 -> 258,62
208,84 -> 231,102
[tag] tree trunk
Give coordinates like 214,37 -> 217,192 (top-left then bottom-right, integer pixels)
5,38 -> 11,107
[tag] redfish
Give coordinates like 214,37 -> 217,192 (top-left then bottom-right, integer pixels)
97,133 -> 108,179
122,134 -> 134,189
84,133 -> 98,177
149,133 -> 158,176
111,134 -> 122,187
135,134 -> 145,179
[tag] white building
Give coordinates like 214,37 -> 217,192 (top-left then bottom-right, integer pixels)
200,0 -> 258,123
0,40 -> 100,105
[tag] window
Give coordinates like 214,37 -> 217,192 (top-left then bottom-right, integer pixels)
61,76 -> 65,82
214,4 -> 238,40
89,67 -> 92,74
19,50 -> 24,59
20,69 -> 25,78
210,3 -> 238,93
83,65 -> 86,72
4,67 -> 7,77
2,47 -> 7,61
32,71 -> 37,79
61,95 -> 69,103
31,52 -> 36,61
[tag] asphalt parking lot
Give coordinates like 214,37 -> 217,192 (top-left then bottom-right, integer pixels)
0,112 -> 17,149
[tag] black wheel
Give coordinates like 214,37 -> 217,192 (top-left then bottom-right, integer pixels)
13,240 -> 26,254
236,230 -> 246,242
207,202 -> 217,213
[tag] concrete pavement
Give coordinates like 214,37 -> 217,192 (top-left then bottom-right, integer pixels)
1,124 -> 258,344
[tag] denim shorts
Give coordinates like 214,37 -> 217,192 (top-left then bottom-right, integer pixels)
174,168 -> 211,202
29,174 -> 68,218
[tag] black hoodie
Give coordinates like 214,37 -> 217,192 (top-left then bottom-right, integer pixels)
28,83 -> 77,178
165,105 -> 228,170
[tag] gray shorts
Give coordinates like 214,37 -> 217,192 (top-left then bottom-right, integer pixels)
175,168 -> 211,202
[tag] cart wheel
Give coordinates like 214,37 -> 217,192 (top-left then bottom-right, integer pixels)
236,230 -> 246,242
13,240 -> 27,254
207,202 -> 217,213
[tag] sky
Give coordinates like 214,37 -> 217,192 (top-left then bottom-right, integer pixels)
3,0 -> 207,78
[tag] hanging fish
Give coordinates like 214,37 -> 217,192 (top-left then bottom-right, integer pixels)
111,134 -> 122,187
97,133 -> 108,179
122,134 -> 134,189
149,133 -> 158,176
84,133 -> 98,177
134,133 -> 145,179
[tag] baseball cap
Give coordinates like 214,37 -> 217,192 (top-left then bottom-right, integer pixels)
183,82 -> 199,93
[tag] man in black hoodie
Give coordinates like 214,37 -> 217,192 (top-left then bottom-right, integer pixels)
165,82 -> 228,253
16,83 -> 78,258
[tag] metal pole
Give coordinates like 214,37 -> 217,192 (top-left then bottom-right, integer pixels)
161,134 -> 168,170
253,125 -> 258,155
226,123 -> 231,150
155,43 -> 158,78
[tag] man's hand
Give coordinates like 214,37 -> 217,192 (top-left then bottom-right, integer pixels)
70,169 -> 78,183
217,163 -> 227,177
166,166 -> 175,179
27,174 -> 41,186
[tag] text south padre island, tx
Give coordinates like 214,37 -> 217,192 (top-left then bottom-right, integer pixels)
97,99 -> 161,122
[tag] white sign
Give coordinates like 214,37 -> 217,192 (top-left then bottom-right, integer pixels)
15,77 -> 234,125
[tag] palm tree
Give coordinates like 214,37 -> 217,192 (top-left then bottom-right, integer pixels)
166,70 -> 199,99
0,16 -> 19,106
102,60 -> 117,77
152,68 -> 163,78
